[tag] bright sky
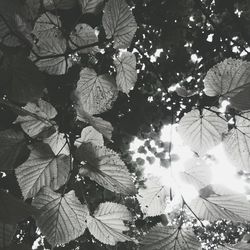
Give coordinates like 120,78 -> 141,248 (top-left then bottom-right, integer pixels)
130,124 -> 248,206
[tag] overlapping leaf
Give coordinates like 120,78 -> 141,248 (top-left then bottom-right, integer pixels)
178,108 -> 228,155
114,51 -> 137,94
102,0 -> 137,49
15,143 -> 70,199
43,127 -> 70,155
78,0 -> 104,14
0,129 -> 28,171
230,85 -> 250,111
140,225 -> 201,250
75,126 -> 104,147
75,106 -> 113,140
137,177 -> 169,217
87,202 -> 132,245
178,157 -> 212,190
0,223 -> 16,248
223,112 -> 250,172
69,24 -> 98,54
33,187 -> 89,246
15,99 -> 57,138
32,12 -> 61,40
30,33 -> 72,75
188,185 -> 250,222
204,58 -> 250,97
77,143 -> 136,195
74,68 -> 117,115
0,191 -> 39,224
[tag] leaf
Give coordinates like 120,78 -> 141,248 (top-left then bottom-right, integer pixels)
25,0 -> 41,21
223,112 -> 250,172
75,106 -> 113,140
0,54 -> 45,104
32,12 -> 61,40
69,24 -> 98,54
177,108 -> 228,156
175,86 -> 198,98
78,0 -> 104,14
0,129 -> 28,171
140,225 -> 201,250
204,58 -> 250,97
0,191 -> 39,224
217,242 -> 250,250
178,157 -> 212,190
43,0 -> 77,10
77,143 -> 136,195
15,143 -> 70,199
75,126 -> 104,147
74,68 -> 117,115
230,85 -> 250,111
0,223 -> 16,248
137,177 -> 169,217
43,127 -> 70,155
29,33 -> 72,75
15,99 -> 57,138
102,0 -> 137,49
87,202 -> 132,245
32,187 -> 89,246
114,51 -> 137,94
188,185 -> 250,222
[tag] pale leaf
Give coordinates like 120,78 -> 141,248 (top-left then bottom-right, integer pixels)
30,33 -> 72,75
15,99 -> 57,138
75,107 -> 113,140
137,177 -> 169,217
177,108 -> 228,156
140,225 -> 201,250
102,0 -> 137,49
87,202 -> 132,245
43,127 -> 70,155
74,67 -> 117,115
78,0 -> 104,14
204,58 -> 250,97
0,191 -> 39,224
114,51 -> 137,94
0,129 -> 28,171
0,223 -> 16,248
223,112 -> 250,172
77,143 -> 136,195
188,185 -> 250,222
69,24 -> 98,54
75,126 -> 104,147
15,143 -> 70,199
178,157 -> 212,190
32,12 -> 61,40
33,187 -> 89,246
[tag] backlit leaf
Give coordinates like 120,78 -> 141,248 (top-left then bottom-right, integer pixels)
204,58 -> 250,97
15,143 -> 70,199
32,12 -> 61,40
188,185 -> 250,222
33,187 -> 89,246
0,129 -> 28,171
78,0 -> 104,14
137,177 -> 169,217
75,126 -> 104,147
0,191 -> 39,224
223,112 -> 250,172
140,225 -> 201,250
87,202 -> 132,245
178,108 -> 228,156
74,68 -> 117,115
114,51 -> 137,94
77,143 -> 136,195
69,23 -> 98,54
102,0 -> 137,49
15,99 -> 57,138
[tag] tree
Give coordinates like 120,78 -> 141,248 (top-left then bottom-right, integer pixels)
1,0 -> 250,249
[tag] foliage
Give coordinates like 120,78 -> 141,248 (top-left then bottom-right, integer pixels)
1,0 -> 250,250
